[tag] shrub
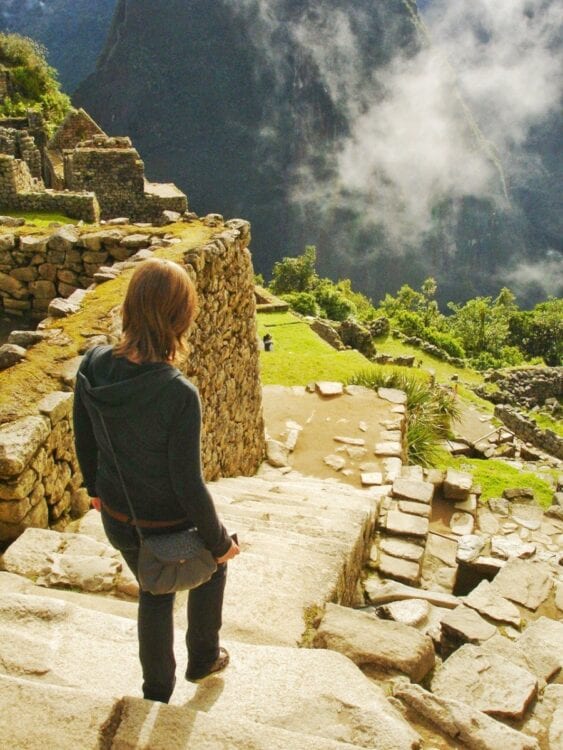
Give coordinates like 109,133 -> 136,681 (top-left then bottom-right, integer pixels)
347,368 -> 459,466
280,291 -> 320,317
423,328 -> 465,359
315,286 -> 357,321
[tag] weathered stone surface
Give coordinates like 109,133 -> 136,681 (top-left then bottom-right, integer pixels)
0,417 -> 50,477
377,387 -> 407,404
361,472 -> 382,486
395,683 -> 540,750
425,533 -> 458,566
376,599 -> 430,627
443,468 -> 473,501
503,488 -> 535,501
489,497 -> 510,515
464,580 -> 521,626
480,633 -> 560,686
478,507 -> 501,535
0,467 -> 37,502
334,435 -> 365,446
491,534 -> 536,560
265,439 -> 289,468
491,558 -> 553,610
365,579 -> 459,609
0,528 -> 60,576
323,454 -> 346,471
37,392 -> 73,426
0,594 -> 421,750
511,503 -> 543,531
516,617 -> 563,678
382,456 -> 402,482
36,554 -> 120,592
455,494 -> 477,512
441,605 -> 497,651
47,297 -> 80,317
392,477 -> 434,504
431,644 -> 538,720
47,226 -> 79,253
384,510 -> 429,538
380,537 -> 424,562
374,441 -> 403,457
378,552 -> 421,584
7,330 -> 47,348
0,343 -> 26,369
315,381 -> 343,396
556,582 -> 563,612
450,511 -> 475,535
398,500 -> 431,517
314,602 -> 435,682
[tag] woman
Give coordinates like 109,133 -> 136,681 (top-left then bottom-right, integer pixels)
73,257 -> 239,703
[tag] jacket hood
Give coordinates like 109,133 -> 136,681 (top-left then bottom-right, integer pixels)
77,347 -> 182,418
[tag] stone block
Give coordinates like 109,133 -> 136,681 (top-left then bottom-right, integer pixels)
0,417 -> 50,477
385,510 -> 429,538
314,602 -> 435,682
0,344 -> 26,370
491,558 -> 553,611
431,644 -> 538,720
464,580 -> 521,626
392,477 -> 434,504
37,392 -> 73,426
379,537 -> 424,562
377,387 -> 407,404
398,500 -> 431,517
378,552 -> 421,584
443,468 -> 473,501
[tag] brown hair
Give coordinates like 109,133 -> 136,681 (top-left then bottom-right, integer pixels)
114,258 -> 198,363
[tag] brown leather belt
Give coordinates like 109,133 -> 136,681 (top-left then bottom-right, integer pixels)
101,501 -> 188,529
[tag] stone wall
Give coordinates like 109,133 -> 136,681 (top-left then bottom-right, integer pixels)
64,135 -> 188,221
0,127 -> 42,179
0,219 -> 265,540
0,225 -> 153,318
0,154 -> 99,223
485,367 -> 563,408
494,404 -> 563,460
48,109 -> 104,153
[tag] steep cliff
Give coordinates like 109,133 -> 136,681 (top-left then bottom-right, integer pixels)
73,0 -> 560,305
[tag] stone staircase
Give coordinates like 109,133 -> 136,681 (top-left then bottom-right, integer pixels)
0,472 -> 423,750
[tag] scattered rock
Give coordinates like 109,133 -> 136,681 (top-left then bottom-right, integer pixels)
333,436 -> 365,446
382,457 -> 402,482
47,297 -> 81,318
456,534 -> 486,563
6,331 -> 47,348
0,215 -> 25,227
323,454 -> 346,471
376,599 -> 430,627
0,344 -> 26,370
266,439 -> 289,468
395,683 -> 540,750
440,604 -> 497,655
364,579 -> 459,609
315,381 -> 343,397
503,488 -> 535,501
431,644 -> 538,721
464,580 -> 521,626
361,472 -> 382,486
491,558 -> 553,611
314,602 -> 435,682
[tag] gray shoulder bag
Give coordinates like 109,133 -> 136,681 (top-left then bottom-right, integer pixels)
96,409 -> 217,595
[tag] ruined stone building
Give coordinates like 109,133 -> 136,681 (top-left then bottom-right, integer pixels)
0,69 -> 187,222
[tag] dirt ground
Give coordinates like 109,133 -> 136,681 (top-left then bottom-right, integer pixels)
261,384 -> 402,489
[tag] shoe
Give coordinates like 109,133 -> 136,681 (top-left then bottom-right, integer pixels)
186,647 -> 230,683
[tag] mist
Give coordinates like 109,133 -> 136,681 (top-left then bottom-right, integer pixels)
234,0 -> 563,301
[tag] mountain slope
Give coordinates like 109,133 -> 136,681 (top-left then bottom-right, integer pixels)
73,0 -> 561,305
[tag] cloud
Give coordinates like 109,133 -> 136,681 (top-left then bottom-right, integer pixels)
235,0 -> 562,256
503,251 -> 563,298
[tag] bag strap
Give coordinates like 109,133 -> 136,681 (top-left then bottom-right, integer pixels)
95,407 -> 144,543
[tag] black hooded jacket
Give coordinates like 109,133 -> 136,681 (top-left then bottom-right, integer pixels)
73,345 -> 231,558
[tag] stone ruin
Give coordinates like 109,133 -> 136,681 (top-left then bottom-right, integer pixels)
0,218 -> 265,542
0,69 -> 187,222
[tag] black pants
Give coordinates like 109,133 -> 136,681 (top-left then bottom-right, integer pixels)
101,510 -> 227,703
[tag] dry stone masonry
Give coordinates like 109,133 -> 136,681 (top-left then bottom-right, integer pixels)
0,77 -> 186,222
0,218 -> 264,541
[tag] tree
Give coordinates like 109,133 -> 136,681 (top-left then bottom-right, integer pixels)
447,296 -> 511,358
270,245 -> 318,294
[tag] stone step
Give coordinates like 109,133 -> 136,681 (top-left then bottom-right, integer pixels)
0,674 -> 371,750
0,592 -> 421,750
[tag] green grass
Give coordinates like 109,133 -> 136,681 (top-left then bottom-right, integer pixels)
373,334 -> 484,386
257,311 -> 374,385
0,211 -> 85,229
436,451 -> 557,508
529,412 -> 563,438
